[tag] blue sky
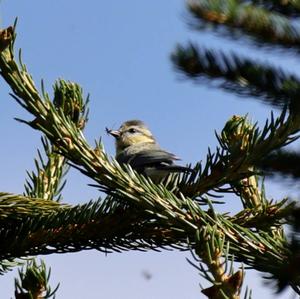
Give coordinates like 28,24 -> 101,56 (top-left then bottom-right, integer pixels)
0,1 -> 298,298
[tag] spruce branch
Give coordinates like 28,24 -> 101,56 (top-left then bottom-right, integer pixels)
181,113 -> 300,198
171,43 -> 300,109
248,0 -> 300,17
258,149 -> 300,178
0,259 -> 28,276
0,192 -> 191,259
278,207 -> 300,294
0,191 -> 68,278
11,75 -> 87,294
220,116 -> 263,209
230,174 -> 263,209
189,231 -> 244,298
0,139 -> 68,276
1,25 -> 300,294
14,260 -> 59,299
187,0 -> 300,46
231,198 -> 295,229
0,192 -> 295,292
23,137 -> 68,201
0,193 -> 68,221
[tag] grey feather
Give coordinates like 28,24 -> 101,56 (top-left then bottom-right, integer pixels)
116,142 -> 190,174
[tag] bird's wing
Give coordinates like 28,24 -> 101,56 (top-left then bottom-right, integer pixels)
117,146 -> 179,169
131,149 -> 179,167
129,150 -> 193,174
117,146 -> 193,175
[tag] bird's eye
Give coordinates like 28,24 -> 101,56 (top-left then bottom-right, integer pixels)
128,128 -> 136,133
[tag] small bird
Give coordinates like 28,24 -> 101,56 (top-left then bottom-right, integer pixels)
106,120 -> 191,182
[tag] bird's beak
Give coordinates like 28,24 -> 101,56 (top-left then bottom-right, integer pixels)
106,127 -> 120,139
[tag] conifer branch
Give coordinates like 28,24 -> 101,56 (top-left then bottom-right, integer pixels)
231,198 -> 294,229
187,0 -> 300,46
1,25 -> 300,294
0,193 -> 67,221
23,137 -> 68,201
0,190 -> 297,292
248,0 -> 300,17
11,76 -> 85,294
190,232 -> 244,298
15,260 -> 59,299
181,113 -> 300,198
0,259 -> 27,276
171,43 -> 300,109
259,149 -> 300,178
0,192 -> 193,258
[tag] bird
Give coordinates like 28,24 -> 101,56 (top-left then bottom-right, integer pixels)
106,120 -> 192,182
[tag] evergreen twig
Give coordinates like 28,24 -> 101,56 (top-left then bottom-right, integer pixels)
187,0 -> 300,46
171,43 -> 300,109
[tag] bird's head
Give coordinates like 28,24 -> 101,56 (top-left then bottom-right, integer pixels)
106,120 -> 156,154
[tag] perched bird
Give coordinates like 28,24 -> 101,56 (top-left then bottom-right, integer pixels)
106,120 -> 191,182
